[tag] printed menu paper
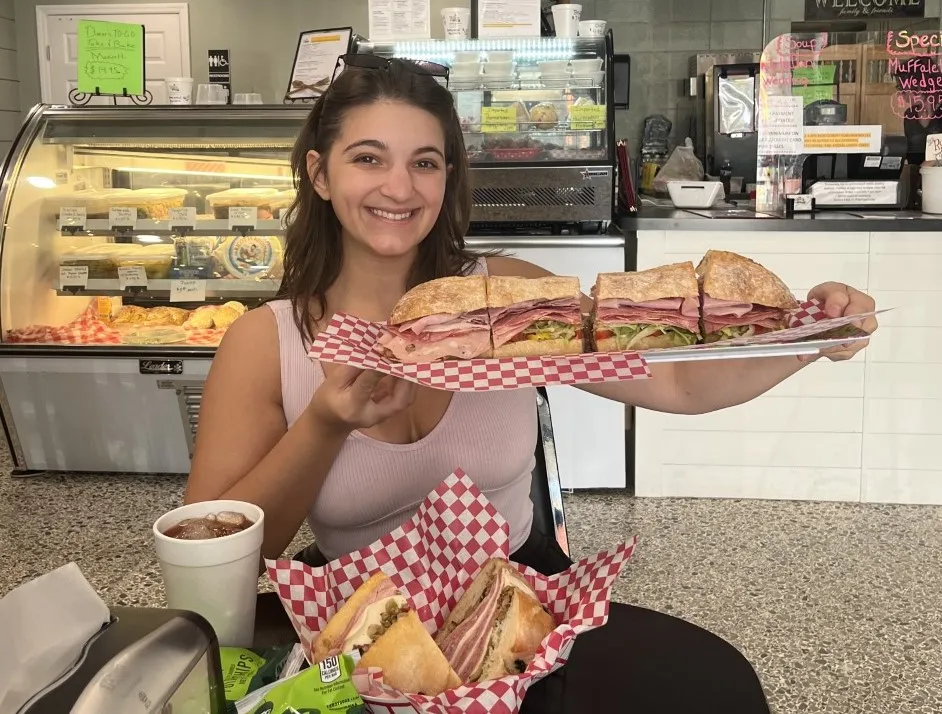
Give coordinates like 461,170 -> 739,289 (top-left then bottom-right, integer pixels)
803,125 -> 882,154
478,0 -> 542,38
369,0 -> 431,41
758,95 -> 804,155
285,28 -> 353,101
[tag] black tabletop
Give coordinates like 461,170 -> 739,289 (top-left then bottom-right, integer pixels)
254,592 -> 770,713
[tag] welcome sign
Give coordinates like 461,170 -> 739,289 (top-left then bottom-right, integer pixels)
805,0 -> 925,20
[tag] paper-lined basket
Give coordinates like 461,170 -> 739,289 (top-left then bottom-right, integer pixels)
307,299 -> 876,391
265,470 -> 636,714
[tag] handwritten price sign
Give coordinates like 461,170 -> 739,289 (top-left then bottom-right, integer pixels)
76,20 -> 144,96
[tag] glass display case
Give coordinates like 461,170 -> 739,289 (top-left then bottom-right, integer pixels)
0,105 -> 306,474
356,35 -> 616,225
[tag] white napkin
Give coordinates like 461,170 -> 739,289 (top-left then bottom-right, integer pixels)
0,562 -> 110,713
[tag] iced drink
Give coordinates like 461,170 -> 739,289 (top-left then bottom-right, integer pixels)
153,500 -> 264,647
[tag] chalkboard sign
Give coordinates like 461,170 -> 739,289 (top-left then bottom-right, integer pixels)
805,0 -> 924,21
76,19 -> 145,96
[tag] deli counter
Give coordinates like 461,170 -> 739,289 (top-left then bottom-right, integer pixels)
0,106 -> 304,474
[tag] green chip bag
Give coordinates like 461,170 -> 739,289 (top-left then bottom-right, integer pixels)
221,646 -> 295,702
244,654 -> 365,714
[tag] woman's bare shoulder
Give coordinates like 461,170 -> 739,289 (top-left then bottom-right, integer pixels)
486,256 -> 555,278
211,305 -> 281,396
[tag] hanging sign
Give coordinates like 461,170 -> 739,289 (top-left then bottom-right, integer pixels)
804,0 -> 924,21
208,49 -> 230,101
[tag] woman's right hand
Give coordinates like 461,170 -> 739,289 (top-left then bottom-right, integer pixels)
306,364 -> 417,432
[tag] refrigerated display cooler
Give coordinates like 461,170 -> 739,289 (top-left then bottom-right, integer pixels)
0,105 -> 306,474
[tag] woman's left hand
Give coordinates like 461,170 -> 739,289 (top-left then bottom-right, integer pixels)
799,282 -> 878,362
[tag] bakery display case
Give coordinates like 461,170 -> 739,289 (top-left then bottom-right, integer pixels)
0,105 -> 306,474
356,34 -> 616,226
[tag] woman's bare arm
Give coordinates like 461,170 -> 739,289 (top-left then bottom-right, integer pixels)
184,308 -> 349,560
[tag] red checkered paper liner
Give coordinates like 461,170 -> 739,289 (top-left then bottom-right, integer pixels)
308,313 -> 650,391
5,305 -> 121,344
265,469 -> 636,714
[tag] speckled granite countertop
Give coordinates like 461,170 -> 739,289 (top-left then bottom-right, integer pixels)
1,450 -> 940,713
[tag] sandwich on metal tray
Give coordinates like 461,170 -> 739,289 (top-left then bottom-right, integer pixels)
378,275 -> 493,362
697,249 -> 799,343
590,262 -> 702,351
310,573 -> 461,696
435,559 -> 557,684
486,275 -> 584,358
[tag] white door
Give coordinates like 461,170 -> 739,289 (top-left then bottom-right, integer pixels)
38,3 -> 191,105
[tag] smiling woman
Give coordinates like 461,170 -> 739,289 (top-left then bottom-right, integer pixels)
276,61 -> 478,346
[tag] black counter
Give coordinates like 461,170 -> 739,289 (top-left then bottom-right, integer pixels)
619,207 -> 942,232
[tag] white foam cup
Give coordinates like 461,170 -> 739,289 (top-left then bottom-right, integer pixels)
551,3 -> 582,38
153,500 -> 264,647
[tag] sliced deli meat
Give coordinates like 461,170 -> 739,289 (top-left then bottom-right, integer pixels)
380,307 -> 492,362
595,295 -> 700,334
701,295 -> 786,334
489,297 -> 581,348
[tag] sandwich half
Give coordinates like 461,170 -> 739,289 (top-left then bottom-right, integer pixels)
311,573 -> 461,696
486,276 -> 584,358
435,559 -> 556,684
591,263 -> 701,350
697,250 -> 798,343
378,276 -> 493,363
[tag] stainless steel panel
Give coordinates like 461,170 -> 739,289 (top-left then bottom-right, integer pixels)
465,235 -> 624,248
470,166 -> 613,222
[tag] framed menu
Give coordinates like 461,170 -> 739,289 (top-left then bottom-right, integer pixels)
284,27 -> 354,102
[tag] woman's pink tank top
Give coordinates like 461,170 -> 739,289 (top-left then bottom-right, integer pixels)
266,259 -> 536,560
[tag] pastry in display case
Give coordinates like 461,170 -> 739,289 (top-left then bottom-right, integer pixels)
0,105 -> 308,475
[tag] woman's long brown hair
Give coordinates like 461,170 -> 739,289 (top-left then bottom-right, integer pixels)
277,60 -> 482,345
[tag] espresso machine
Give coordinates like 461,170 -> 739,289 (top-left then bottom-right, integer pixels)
687,51 -> 762,194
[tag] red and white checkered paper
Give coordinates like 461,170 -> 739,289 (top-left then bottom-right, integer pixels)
4,305 -> 226,346
308,313 -> 651,391
265,469 -> 636,714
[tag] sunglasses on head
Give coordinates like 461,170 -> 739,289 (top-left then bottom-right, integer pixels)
329,53 -> 450,88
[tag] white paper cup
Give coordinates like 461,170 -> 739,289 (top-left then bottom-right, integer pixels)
551,3 -> 582,38
153,500 -> 264,647
442,7 -> 471,39
166,77 -> 193,105
578,20 -> 607,37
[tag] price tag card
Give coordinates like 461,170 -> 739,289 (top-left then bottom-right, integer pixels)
481,106 -> 518,133
109,207 -> 138,230
169,207 -> 197,230
57,207 -> 86,231
118,266 -> 148,290
569,104 -> 606,130
228,207 -> 258,229
59,265 -> 89,289
926,133 -> 942,161
170,279 -> 206,303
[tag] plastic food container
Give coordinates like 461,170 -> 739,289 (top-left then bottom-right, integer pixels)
120,326 -> 188,345
206,188 -> 280,219
58,245 -> 123,278
110,188 -> 188,219
920,165 -> 942,214
667,181 -> 725,209
114,245 -> 175,279
570,58 -> 603,73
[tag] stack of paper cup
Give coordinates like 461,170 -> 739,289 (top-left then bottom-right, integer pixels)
552,3 -> 582,38
166,77 -> 193,105
153,500 -> 264,647
442,6 -> 471,39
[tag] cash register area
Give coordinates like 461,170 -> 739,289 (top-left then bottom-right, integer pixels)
0,439 -> 939,714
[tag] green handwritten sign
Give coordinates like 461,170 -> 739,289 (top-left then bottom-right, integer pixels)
77,20 -> 145,96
